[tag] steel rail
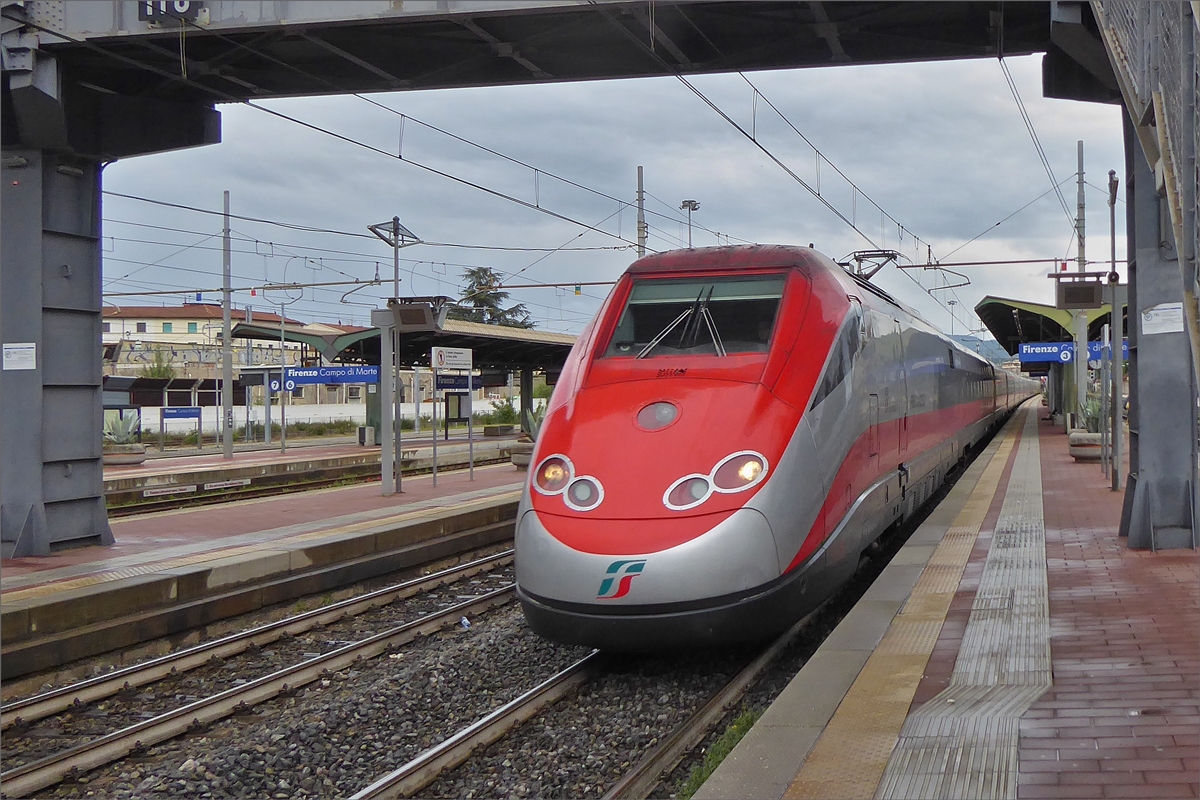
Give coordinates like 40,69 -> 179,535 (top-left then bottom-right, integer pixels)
1,551 -> 513,730
602,612 -> 817,800
349,651 -> 602,800
0,586 -> 517,798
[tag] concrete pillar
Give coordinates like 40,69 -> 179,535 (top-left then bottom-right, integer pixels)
1119,113 -> 1199,549
1,151 -> 112,556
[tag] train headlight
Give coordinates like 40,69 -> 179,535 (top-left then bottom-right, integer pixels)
564,476 -> 604,511
636,401 -> 679,431
664,475 -> 712,511
664,451 -> 768,511
533,455 -> 573,495
712,452 -> 768,493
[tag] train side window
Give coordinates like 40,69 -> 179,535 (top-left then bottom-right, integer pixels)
810,314 -> 860,409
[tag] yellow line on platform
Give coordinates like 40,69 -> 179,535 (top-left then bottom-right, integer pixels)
2,489 -> 522,604
784,411 -> 1024,800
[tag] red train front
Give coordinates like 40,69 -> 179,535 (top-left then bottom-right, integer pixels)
515,245 -> 1035,650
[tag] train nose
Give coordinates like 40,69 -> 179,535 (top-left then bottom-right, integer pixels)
514,507 -> 782,606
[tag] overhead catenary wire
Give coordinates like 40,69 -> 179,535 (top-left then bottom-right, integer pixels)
997,57 -> 1076,232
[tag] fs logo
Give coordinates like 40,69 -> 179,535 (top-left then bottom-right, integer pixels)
596,559 -> 646,599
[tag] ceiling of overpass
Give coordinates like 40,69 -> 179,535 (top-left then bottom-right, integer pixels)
43,2 -> 1051,103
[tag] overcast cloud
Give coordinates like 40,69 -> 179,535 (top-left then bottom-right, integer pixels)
102,52 -> 1126,340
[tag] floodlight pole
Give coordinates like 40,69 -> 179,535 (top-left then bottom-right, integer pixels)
368,217 -> 422,496
1109,169 -> 1123,491
680,200 -> 700,247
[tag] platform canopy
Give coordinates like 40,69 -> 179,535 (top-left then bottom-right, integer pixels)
975,296 -> 1124,356
232,318 -> 576,370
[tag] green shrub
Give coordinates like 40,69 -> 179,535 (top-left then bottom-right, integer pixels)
676,708 -> 761,800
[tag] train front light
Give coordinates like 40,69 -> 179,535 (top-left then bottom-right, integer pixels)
712,452 -> 768,492
534,455 -> 573,495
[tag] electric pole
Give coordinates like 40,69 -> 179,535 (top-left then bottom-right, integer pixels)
1074,141 -> 1087,430
222,190 -> 233,459
637,166 -> 647,258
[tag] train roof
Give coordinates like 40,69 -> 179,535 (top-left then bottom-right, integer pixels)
626,245 -> 824,275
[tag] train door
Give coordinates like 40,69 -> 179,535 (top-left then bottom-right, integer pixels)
895,319 -> 909,453
868,394 -> 880,457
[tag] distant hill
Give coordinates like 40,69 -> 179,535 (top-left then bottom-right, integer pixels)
949,334 -> 1011,364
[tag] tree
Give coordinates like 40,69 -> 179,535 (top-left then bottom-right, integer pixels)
139,349 -> 176,380
447,267 -> 535,329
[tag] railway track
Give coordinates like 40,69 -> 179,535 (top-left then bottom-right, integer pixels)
0,554 -> 518,798
350,615 -> 813,800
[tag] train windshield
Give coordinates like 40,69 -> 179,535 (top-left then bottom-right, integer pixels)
604,275 -> 786,358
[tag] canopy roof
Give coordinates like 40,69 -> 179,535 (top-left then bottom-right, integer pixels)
975,296 -> 1124,356
231,318 -> 577,370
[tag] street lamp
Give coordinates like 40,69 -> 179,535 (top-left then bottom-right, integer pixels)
947,299 -> 958,336
680,200 -> 700,248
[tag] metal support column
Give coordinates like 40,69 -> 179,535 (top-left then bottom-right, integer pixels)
519,368 -> 535,434
1,152 -> 113,556
1119,113 -> 1199,549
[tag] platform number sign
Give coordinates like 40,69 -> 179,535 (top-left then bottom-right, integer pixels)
138,1 -> 202,22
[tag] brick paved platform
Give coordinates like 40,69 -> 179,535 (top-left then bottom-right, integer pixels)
697,405 -> 1199,800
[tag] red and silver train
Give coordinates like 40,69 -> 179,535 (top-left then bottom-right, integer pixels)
515,245 -> 1037,650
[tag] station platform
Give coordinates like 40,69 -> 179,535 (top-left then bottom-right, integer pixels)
1,463 -> 525,680
101,432 -> 517,503
697,405 -> 1199,800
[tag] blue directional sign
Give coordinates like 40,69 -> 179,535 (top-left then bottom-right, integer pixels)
162,406 -> 201,420
284,366 -> 379,386
435,374 -> 479,391
1019,342 -> 1075,363
1087,340 -> 1130,361
1019,340 -> 1129,364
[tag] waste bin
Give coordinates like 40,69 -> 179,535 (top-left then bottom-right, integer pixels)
358,425 -> 376,446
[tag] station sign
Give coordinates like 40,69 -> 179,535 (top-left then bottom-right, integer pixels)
1019,342 -> 1075,363
138,1 -> 202,22
1019,341 -> 1129,363
284,365 -> 379,386
162,406 -> 202,420
432,346 -> 472,370
435,374 -> 479,391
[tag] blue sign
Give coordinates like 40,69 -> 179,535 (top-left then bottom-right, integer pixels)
162,406 -> 201,420
1019,342 -> 1075,363
1019,340 -> 1129,364
1087,340 -> 1130,361
284,366 -> 379,386
435,374 -> 478,391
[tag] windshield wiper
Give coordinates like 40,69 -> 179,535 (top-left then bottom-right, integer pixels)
636,306 -> 694,358
701,306 -> 727,357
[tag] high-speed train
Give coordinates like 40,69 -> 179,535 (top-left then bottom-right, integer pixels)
515,245 -> 1038,650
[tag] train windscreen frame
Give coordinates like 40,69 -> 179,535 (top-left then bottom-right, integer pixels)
603,275 -> 786,358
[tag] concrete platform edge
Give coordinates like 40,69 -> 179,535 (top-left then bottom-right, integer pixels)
693,424 -> 1011,800
0,496 -> 519,676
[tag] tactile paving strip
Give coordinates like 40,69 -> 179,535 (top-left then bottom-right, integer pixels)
875,410 -> 1050,799
784,415 -> 1021,800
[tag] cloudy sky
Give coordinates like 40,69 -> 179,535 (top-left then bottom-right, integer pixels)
102,51 -> 1126,340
